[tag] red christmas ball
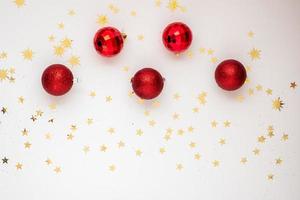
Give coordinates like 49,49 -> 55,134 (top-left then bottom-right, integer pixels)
215,59 -> 247,91
41,64 -> 73,96
162,22 -> 193,53
93,26 -> 124,57
131,68 -> 165,100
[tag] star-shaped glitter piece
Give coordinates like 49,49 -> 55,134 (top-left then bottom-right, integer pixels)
118,141 -> 125,148
0,51 -> 8,59
172,113 -> 180,120
168,0 -> 180,11
257,135 -> 266,143
100,144 -> 108,152
68,9 -> 76,16
105,96 -> 112,102
219,138 -> 226,145
164,133 -> 171,141
45,158 -> 52,165
16,162 -> 23,170
265,88 -> 273,95
198,92 -> 207,105
159,147 -> 166,154
0,69 -> 8,81
275,158 -> 282,165
177,129 -> 184,136
253,148 -> 260,155
223,120 -> 231,127
109,164 -> 116,172
176,163 -> 183,171
24,141 -> 31,149
49,103 -> 57,110
272,97 -> 284,111
207,49 -> 214,55
189,142 -> 197,148
60,37 -> 73,48
135,149 -> 142,157
67,133 -> 74,140
240,157 -> 248,164
248,88 -> 254,96
45,133 -> 52,140
18,96 -> 25,104
267,174 -> 274,180
54,166 -> 61,173
30,115 -> 37,122
290,82 -> 297,89
210,57 -> 218,63
281,133 -> 289,141
136,129 -> 144,136
97,15 -> 108,26
21,128 -> 29,136
199,47 -> 206,54
48,35 -> 55,42
187,126 -> 194,133
83,146 -> 90,154
249,48 -> 261,60
58,23 -> 65,29
70,125 -> 77,132
86,118 -> 93,125
68,55 -> 80,67
1,107 -> 7,114
108,4 -> 119,14
194,153 -> 201,160
53,45 -> 65,57
211,120 -> 218,128
22,49 -> 34,60
148,120 -> 156,127
137,34 -> 144,41
212,160 -> 220,167
2,157 -> 9,164
14,0 -> 25,7
248,31 -> 254,38
89,91 -> 96,97
107,127 -> 115,134
192,107 -> 199,113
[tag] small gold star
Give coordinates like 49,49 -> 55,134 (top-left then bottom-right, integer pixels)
248,88 -> 254,96
100,144 -> 108,152
144,110 -> 150,116
176,163 -> 183,171
68,55 -> 80,67
192,107 -> 199,113
240,157 -> 248,164
0,69 -> 8,81
148,120 -> 156,127
187,126 -> 194,133
107,127 -> 115,134
177,129 -> 184,136
272,97 -> 284,111
223,120 -> 231,127
36,110 -> 43,117
189,142 -> 196,148
164,133 -> 171,141
256,84 -> 263,91
97,15 -> 108,26
53,46 -> 65,57
253,148 -> 260,155
194,153 -> 201,160
199,47 -> 206,54
137,34 -> 144,40
135,149 -> 142,157
106,96 -> 112,102
68,9 -> 76,16
210,57 -> 218,63
118,141 -> 125,148
22,49 -> 34,60
172,113 -> 180,120
159,147 -> 166,154
281,133 -> 289,141
0,51 -> 8,59
130,10 -> 136,16
45,158 -> 52,165
211,120 -> 218,128
58,23 -> 64,29
109,164 -> 116,172
267,174 -> 274,180
60,38 -> 73,48
83,146 -> 90,154
49,103 -> 57,110
21,128 -> 28,136
70,125 -> 77,132
30,115 -> 37,122
18,96 -> 25,104
212,160 -> 220,167
16,162 -> 23,170
248,31 -> 254,38
290,82 -> 297,89
257,135 -> 266,143
24,141 -> 31,149
266,88 -> 273,95
219,138 -> 226,145
207,49 -> 214,55
1,107 -> 7,114
14,0 -> 25,7
67,133 -> 74,140
236,95 -> 245,102
249,48 -> 261,60
198,92 -> 207,105
86,118 -> 93,125
275,158 -> 282,165
48,35 -> 55,42
54,166 -> 61,173
89,91 -> 96,97
45,133 -> 52,140
168,0 -> 180,11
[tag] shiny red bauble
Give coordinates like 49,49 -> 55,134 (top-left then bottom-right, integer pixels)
162,22 -> 193,53
131,68 -> 165,100
93,26 -> 124,57
215,59 -> 247,91
41,64 -> 73,96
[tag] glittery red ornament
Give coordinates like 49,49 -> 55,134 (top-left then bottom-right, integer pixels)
131,68 -> 165,100
93,26 -> 124,57
162,22 -> 193,53
215,59 -> 247,91
41,64 -> 73,96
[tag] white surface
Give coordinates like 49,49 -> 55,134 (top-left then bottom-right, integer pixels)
0,0 -> 300,200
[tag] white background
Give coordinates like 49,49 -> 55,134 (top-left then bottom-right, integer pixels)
0,0 -> 300,200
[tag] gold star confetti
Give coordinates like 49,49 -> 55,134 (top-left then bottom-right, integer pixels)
22,49 -> 34,60
118,141 -> 125,148
107,127 -> 115,134
16,162 -> 23,170
198,92 -> 207,105
0,69 -> 8,81
86,118 -> 93,125
177,129 -> 184,136
61,38 -> 73,48
253,148 -> 260,155
1,107 -> 7,114
109,164 -> 116,172
21,128 -> 28,136
45,133 -> 52,140
100,144 -> 108,152
211,120 -> 218,128
212,160 -> 220,167
18,96 -> 25,104
89,91 -> 96,97
68,9 -> 76,16
223,120 -> 231,127
58,23 -> 64,29
236,95 -> 245,102
157,147 -> 165,154
210,57 -> 218,63
144,110 -> 150,116
48,35 -> 55,42
199,48 -> 206,54
0,51 -> 8,59
135,149 -> 142,157
68,55 -> 80,67
54,166 -> 61,173
45,158 -> 52,165
189,142 -> 196,148
130,10 -> 136,16
219,138 -> 226,145
265,88 -> 273,95
240,157 -> 248,164
53,46 -> 65,57
267,174 -> 274,180
257,135 -> 266,143
248,31 -> 254,38
194,153 -> 201,160
290,82 -> 297,89
97,15 -> 108,26
172,112 -> 180,120
248,88 -> 254,96
48,103 -> 57,110
106,96 -> 112,102
207,49 -> 214,55
187,126 -> 194,133
275,158 -> 283,165
272,97 -> 284,111
137,34 -> 144,41
83,146 -> 90,154
67,133 -> 74,140
249,48 -> 261,60
24,141 -> 31,149
281,133 -> 289,141
14,0 -> 25,7
148,120 -> 156,127
108,4 -> 119,14
176,163 -> 183,171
